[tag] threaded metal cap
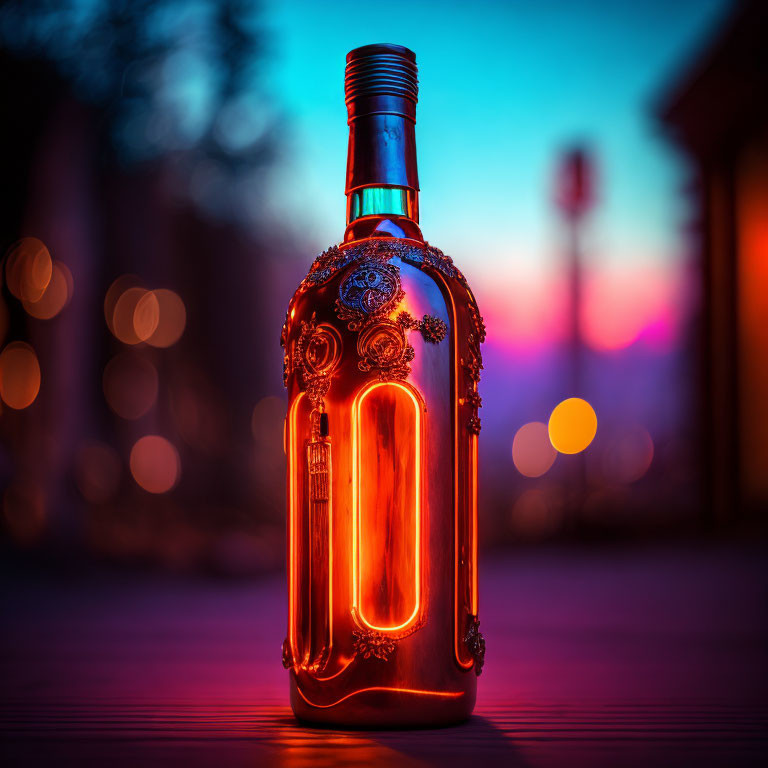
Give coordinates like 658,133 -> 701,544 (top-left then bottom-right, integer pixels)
345,44 -> 418,121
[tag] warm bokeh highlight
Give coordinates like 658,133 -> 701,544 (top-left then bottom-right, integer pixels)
512,421 -> 558,478
548,398 -> 598,455
129,436 -> 181,494
0,342 -> 41,410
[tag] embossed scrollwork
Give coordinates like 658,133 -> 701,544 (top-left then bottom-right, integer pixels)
293,314 -> 342,408
291,241 -> 483,409
397,311 -> 448,344
357,320 -> 414,381
352,629 -> 396,661
461,303 -> 486,433
335,260 -> 405,331
464,617 -> 485,676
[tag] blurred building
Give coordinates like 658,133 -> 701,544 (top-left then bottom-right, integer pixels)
659,0 -> 768,525
0,2 -> 304,573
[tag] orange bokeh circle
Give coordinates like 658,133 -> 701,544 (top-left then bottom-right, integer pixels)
0,342 -> 41,409
130,435 -> 180,494
146,289 -> 186,348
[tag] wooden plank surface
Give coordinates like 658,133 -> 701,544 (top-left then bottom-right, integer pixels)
2,545 -> 766,766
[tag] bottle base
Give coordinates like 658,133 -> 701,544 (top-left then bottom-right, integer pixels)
289,677 -> 476,729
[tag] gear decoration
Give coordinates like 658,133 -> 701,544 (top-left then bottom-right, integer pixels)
335,260 -> 405,331
464,617 -> 485,676
352,629 -> 397,661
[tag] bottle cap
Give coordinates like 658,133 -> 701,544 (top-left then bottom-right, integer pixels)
345,44 -> 418,122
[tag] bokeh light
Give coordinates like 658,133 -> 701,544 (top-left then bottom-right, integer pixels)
5,237 -> 52,302
112,286 -> 158,344
602,426 -> 655,484
548,397 -> 598,454
133,290 -> 161,342
23,261 -> 72,319
104,275 -> 141,336
0,342 -> 41,409
105,278 -> 185,348
103,351 -> 158,419
75,441 -> 122,504
130,435 -> 181,494
512,421 -> 557,477
146,289 -> 186,348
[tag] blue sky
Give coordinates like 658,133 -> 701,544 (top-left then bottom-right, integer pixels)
262,0 -> 729,308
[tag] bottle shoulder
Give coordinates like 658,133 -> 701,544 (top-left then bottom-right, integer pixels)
287,237 -> 479,313
281,237 -> 485,379
280,236 -> 486,409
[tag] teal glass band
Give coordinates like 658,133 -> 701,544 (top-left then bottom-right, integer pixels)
347,186 -> 418,224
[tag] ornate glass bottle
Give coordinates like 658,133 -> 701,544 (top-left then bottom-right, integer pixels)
281,44 -> 485,727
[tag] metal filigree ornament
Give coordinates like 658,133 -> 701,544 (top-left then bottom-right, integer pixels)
280,316 -> 291,387
300,238 -> 472,296
462,303 -> 486,434
302,245 -> 353,288
352,629 -> 397,661
357,320 -> 414,380
335,260 -> 405,331
291,316 -> 339,677
301,239 -> 415,292
464,617 -> 485,676
293,314 -> 342,409
397,311 -> 448,344
420,314 -> 448,343
394,241 -> 485,435
296,240 -> 470,387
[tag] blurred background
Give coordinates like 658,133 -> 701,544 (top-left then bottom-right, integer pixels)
0,0 -> 766,576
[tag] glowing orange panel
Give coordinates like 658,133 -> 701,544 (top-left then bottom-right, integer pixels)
353,382 -> 422,633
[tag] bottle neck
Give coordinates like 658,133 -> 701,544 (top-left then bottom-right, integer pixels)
344,112 -> 421,241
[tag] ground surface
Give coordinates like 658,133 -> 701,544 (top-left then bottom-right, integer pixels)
1,544 -> 767,766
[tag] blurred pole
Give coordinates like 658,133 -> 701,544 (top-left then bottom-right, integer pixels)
567,218 -> 583,396
555,147 -> 595,524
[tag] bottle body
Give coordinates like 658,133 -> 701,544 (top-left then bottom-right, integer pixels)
281,236 -> 485,727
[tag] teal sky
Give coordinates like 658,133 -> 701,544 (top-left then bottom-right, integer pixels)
262,0 -> 729,345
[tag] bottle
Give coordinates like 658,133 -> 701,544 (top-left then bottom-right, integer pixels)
281,43 -> 485,727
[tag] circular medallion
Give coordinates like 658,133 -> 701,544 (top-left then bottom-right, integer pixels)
357,321 -> 406,367
339,262 -> 402,317
357,320 -> 414,379
302,323 -> 342,376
